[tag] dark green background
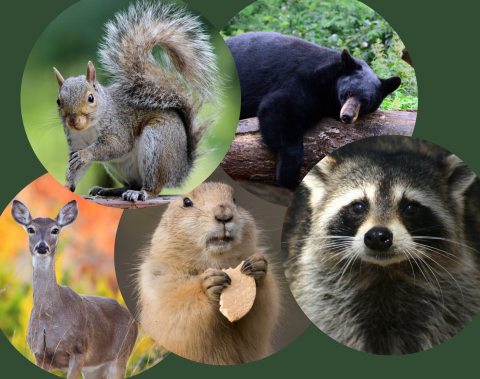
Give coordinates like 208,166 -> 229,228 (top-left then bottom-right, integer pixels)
1,0 -> 479,378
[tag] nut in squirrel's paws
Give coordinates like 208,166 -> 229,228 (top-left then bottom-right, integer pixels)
220,261 -> 257,322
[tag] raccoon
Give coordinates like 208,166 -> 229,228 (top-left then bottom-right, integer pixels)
282,136 -> 480,355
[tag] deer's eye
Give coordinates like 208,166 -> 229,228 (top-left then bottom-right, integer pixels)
51,228 -> 59,235
27,228 -> 35,234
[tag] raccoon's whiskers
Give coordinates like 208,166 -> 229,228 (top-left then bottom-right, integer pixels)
413,242 -> 466,265
403,250 -> 417,286
282,235 -> 355,244
415,249 -> 466,314
412,236 -> 479,254
406,247 -> 438,295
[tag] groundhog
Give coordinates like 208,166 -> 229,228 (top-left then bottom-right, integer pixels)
136,182 -> 281,364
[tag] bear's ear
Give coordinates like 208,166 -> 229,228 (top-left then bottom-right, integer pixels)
381,76 -> 401,95
341,49 -> 360,73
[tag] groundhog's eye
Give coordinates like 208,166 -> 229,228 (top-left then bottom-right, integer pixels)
183,197 -> 193,207
57,98 -> 61,106
51,228 -> 59,235
88,94 -> 94,103
27,227 -> 35,234
233,196 -> 236,204
403,203 -> 418,215
351,202 -> 367,214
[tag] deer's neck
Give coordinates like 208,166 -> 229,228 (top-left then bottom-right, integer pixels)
32,253 -> 61,310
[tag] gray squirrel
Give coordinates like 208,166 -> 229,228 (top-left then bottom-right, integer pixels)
54,2 -> 222,201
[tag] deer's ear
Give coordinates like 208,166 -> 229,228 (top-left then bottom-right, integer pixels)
12,200 -> 33,226
55,200 -> 78,228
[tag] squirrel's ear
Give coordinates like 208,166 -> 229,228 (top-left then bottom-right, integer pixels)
86,61 -> 97,83
53,67 -> 64,87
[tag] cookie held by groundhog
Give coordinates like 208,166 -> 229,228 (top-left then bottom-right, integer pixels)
220,261 -> 257,322
136,182 -> 281,364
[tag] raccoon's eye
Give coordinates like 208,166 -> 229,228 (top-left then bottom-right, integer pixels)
88,94 -> 94,103
51,228 -> 59,235
57,98 -> 61,106
403,203 -> 418,215
183,197 -> 193,207
27,228 -> 35,234
351,202 -> 367,214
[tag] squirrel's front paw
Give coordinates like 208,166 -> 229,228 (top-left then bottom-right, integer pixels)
122,190 -> 148,202
69,150 -> 92,171
200,268 -> 231,301
241,254 -> 268,286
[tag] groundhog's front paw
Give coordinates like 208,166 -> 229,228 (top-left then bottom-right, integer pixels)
122,190 -> 148,202
69,150 -> 92,171
241,254 -> 268,286
200,268 -> 231,301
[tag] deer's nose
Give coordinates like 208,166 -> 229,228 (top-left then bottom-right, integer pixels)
36,243 -> 49,255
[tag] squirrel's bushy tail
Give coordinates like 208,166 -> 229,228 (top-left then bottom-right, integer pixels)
98,2 -> 222,162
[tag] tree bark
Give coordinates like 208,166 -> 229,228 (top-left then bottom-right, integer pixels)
80,195 -> 181,209
221,110 -> 416,187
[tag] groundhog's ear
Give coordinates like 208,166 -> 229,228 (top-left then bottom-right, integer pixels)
341,49 -> 360,73
53,67 -> 64,87
302,156 -> 340,205
381,76 -> 401,95
86,61 -> 97,84
442,155 -> 477,204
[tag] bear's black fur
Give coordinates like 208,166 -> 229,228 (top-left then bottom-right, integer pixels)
226,32 -> 401,188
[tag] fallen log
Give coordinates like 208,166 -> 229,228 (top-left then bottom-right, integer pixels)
221,110 -> 416,187
80,195 -> 181,209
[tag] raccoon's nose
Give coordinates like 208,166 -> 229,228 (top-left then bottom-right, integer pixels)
364,227 -> 393,251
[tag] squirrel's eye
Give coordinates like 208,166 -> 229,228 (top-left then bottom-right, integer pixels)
403,203 -> 418,216
27,228 -> 34,234
351,202 -> 367,214
88,94 -> 94,103
57,98 -> 61,106
183,198 -> 193,207
51,229 -> 59,235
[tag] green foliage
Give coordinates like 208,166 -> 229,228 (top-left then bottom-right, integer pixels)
356,33 -> 418,109
222,0 -> 418,110
222,0 -> 393,63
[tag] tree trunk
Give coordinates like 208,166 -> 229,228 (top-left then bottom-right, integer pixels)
221,110 -> 416,187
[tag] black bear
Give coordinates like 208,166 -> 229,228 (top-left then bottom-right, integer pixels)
226,32 -> 402,189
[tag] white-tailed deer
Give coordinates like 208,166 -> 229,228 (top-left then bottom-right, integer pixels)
12,199 -> 138,379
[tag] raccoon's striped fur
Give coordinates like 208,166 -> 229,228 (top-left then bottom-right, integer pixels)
283,136 -> 480,354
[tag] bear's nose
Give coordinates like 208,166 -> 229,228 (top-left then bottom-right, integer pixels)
364,227 -> 393,251
214,204 -> 233,223
341,114 -> 352,123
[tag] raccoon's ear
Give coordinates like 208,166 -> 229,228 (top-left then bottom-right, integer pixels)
443,154 -> 477,202
381,76 -> 401,96
303,156 -> 340,205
